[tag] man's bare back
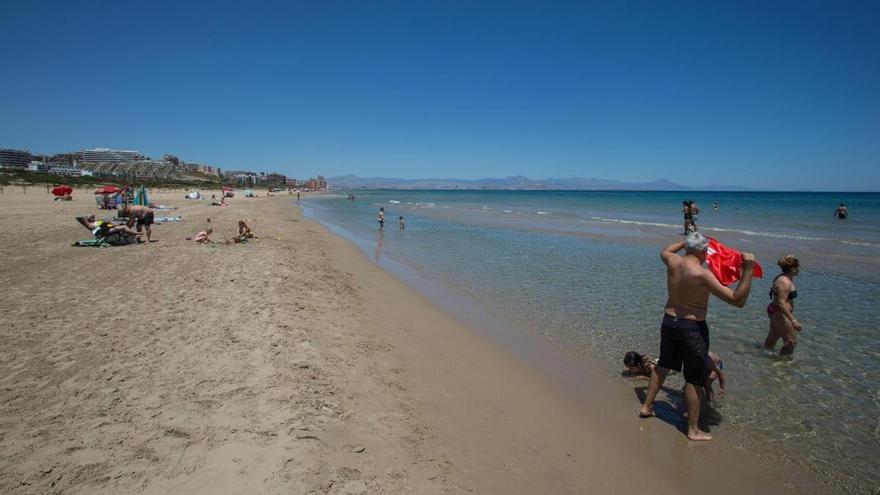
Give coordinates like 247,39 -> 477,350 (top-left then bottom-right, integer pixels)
126,205 -> 152,220
661,240 -> 755,321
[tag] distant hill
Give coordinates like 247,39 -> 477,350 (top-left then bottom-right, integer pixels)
327,174 -> 751,191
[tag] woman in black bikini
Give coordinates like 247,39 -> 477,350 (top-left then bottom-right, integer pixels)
763,255 -> 802,355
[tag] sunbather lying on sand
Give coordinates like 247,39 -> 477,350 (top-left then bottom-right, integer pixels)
76,215 -> 140,238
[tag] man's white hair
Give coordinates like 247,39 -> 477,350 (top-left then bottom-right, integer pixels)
685,232 -> 709,253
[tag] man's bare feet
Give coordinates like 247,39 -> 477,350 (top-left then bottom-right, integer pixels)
687,429 -> 713,441
638,406 -> 654,418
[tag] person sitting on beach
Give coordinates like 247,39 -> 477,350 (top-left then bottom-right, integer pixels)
623,351 -> 658,378
639,232 -> 755,441
763,255 -> 802,356
120,204 -> 155,242
834,203 -> 848,219
238,220 -> 254,239
194,228 -> 213,244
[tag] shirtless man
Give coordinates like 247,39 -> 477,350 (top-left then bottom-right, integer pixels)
121,204 -> 155,242
639,232 -> 755,441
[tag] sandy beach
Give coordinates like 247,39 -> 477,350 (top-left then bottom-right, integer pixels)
0,187 -> 832,494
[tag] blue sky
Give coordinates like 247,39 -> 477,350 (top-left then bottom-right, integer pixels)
1,1 -> 878,190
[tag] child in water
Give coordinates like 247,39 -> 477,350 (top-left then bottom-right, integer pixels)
623,351 -> 658,378
399,216 -> 405,230
623,350 -> 725,401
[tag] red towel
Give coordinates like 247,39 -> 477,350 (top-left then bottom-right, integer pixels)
706,237 -> 763,286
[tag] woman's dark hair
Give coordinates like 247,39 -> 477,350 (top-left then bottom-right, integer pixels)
624,351 -> 643,368
778,255 -> 800,272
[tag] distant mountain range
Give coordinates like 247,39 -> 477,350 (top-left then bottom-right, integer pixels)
327,174 -> 751,191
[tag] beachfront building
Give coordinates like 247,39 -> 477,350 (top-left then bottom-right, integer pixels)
80,148 -> 141,164
316,175 -> 326,190
50,166 -> 84,177
26,161 -> 49,172
0,148 -> 32,168
266,173 -> 287,186
180,161 -> 221,176
225,170 -> 259,186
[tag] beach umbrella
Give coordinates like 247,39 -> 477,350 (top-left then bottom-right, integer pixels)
95,185 -> 122,195
222,186 -> 233,192
134,184 -> 149,206
51,185 -> 73,197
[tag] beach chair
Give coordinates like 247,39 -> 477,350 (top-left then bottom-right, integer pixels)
74,217 -> 139,247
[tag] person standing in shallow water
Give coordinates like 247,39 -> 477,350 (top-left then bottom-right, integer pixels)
639,232 -> 756,441
835,203 -> 848,219
763,255 -> 802,356
377,207 -> 385,230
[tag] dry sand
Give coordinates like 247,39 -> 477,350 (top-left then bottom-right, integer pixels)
0,186 -> 832,494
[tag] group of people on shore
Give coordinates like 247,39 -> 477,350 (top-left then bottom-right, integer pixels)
75,203 -> 155,245
192,219 -> 255,245
682,200 -> 699,234
630,231 -> 802,441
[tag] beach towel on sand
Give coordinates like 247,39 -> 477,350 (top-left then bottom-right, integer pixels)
73,239 -> 109,247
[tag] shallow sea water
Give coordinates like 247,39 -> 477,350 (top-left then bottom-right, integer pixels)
302,190 -> 880,494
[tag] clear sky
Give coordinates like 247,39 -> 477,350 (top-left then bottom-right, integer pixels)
1,1 -> 878,190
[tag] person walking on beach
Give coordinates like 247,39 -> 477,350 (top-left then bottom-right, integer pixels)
834,203 -> 848,219
689,200 -> 699,232
682,201 -> 691,234
378,207 -> 385,230
763,255 -> 802,356
639,232 -> 756,441
682,201 -> 698,234
121,204 -> 155,242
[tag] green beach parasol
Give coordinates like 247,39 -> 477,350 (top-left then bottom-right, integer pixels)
134,185 -> 149,206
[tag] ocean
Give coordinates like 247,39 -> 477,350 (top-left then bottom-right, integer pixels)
301,190 -> 880,494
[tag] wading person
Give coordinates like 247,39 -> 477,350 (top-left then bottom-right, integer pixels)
763,255 -> 802,356
639,232 -> 755,441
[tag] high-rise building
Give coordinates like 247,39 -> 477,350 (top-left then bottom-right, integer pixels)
0,148 -> 32,167
81,148 -> 141,164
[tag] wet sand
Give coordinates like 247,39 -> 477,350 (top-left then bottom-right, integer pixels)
0,187 -> 833,493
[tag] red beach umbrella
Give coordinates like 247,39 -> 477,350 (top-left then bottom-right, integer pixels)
51,185 -> 73,197
222,186 -> 233,192
94,185 -> 122,195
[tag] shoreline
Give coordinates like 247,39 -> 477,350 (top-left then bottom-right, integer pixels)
0,189 -> 833,493
302,196 -> 836,494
